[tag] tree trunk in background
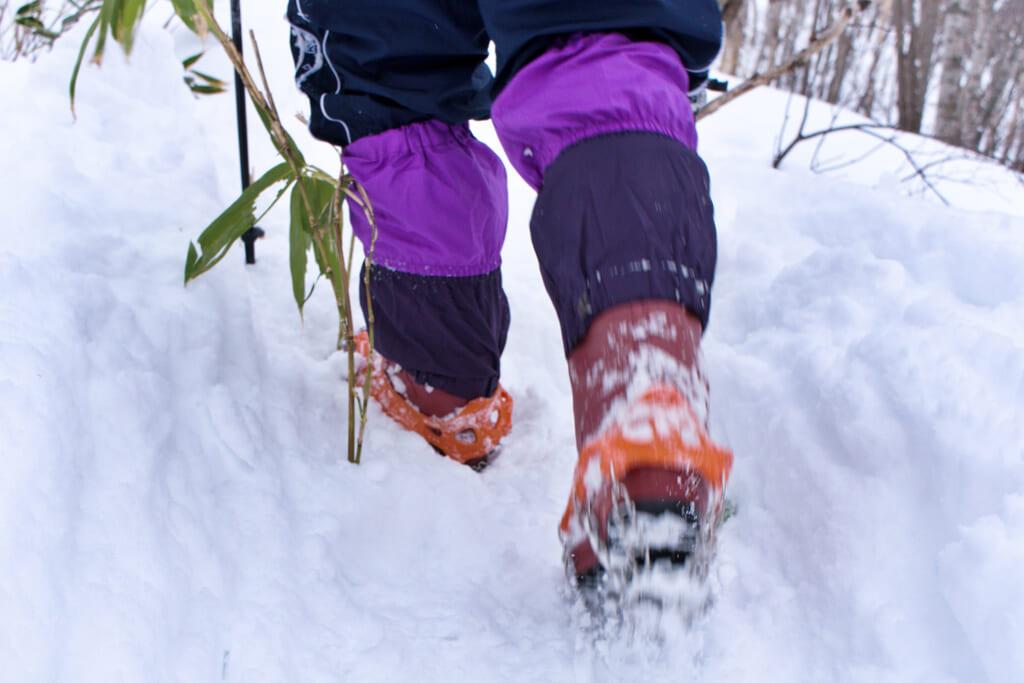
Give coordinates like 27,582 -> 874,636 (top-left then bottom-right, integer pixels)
978,70 -> 1019,157
965,2 -> 1023,154
805,0 -> 830,99
960,0 -> 989,146
759,0 -> 785,72
1011,105 -> 1024,171
935,0 -> 970,145
857,1 -> 894,120
1010,76 -> 1024,168
826,27 -> 853,104
893,0 -> 916,130
893,0 -> 940,133
720,0 -> 747,75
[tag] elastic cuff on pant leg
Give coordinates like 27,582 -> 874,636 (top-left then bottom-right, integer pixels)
530,132 -> 716,355
360,264 -> 510,400
491,32 -> 697,190
345,120 -> 508,276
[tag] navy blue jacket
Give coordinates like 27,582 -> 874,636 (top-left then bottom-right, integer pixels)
287,0 -> 722,144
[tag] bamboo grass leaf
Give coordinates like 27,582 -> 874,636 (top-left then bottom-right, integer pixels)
185,242 -> 199,276
91,0 -> 112,64
181,52 -> 226,96
186,83 -> 225,95
114,0 -> 146,55
15,1 -> 44,18
172,2 -> 373,462
169,0 -> 205,38
69,13 -> 101,117
288,183 -> 310,312
190,70 -> 225,87
182,52 -> 203,69
184,162 -> 294,284
17,18 -> 61,41
310,213 -> 340,288
288,175 -> 335,312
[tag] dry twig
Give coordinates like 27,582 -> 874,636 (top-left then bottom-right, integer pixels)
696,0 -> 884,121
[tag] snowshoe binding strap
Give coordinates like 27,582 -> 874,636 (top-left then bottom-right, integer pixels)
560,383 -> 733,580
353,332 -> 513,468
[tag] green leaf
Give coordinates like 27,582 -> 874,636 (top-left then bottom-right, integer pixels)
16,17 -> 44,29
70,14 -> 102,117
113,0 -> 147,55
181,51 -> 203,70
184,162 -> 295,284
187,83 -> 226,95
15,1 -> 43,19
307,178 -> 338,229
185,242 -> 199,276
181,53 -> 226,96
91,0 -> 112,64
190,70 -> 227,88
288,184 -> 310,313
312,208 -> 344,305
16,16 -> 59,40
80,0 -> 145,60
169,0 -> 204,37
288,175 -> 336,313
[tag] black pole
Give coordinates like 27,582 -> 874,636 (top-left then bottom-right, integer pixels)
232,0 -> 263,264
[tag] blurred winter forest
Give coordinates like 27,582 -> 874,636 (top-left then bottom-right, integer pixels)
2,0 -> 1023,170
720,0 -> 1024,171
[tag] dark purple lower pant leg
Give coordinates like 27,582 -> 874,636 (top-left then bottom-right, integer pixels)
531,133 -> 715,355
345,120 -> 510,400
491,33 -> 717,354
359,265 -> 509,399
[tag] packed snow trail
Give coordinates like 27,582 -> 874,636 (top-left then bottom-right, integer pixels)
2,6 -> 1023,682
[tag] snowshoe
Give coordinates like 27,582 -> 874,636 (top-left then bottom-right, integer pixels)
352,331 -> 513,468
560,301 -> 732,616
561,384 -> 731,615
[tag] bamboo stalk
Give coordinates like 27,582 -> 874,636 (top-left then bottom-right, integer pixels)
193,0 -> 374,464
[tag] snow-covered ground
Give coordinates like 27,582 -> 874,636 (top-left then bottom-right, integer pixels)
2,5 -> 1023,682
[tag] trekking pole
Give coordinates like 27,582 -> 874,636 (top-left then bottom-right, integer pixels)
231,0 -> 264,264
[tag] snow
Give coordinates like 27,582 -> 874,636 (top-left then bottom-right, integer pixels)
2,5 -> 1023,682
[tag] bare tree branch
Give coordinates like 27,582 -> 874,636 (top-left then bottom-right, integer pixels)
772,119 -> 950,205
697,0 -> 883,121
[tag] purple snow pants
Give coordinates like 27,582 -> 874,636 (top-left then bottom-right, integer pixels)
289,6 -> 720,400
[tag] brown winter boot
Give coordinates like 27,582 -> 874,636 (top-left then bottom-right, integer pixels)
559,300 -> 732,590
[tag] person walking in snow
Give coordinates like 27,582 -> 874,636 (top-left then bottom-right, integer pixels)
286,0 -> 733,595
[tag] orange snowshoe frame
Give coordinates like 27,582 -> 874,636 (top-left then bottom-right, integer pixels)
354,332 -> 513,466
560,382 -> 733,540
